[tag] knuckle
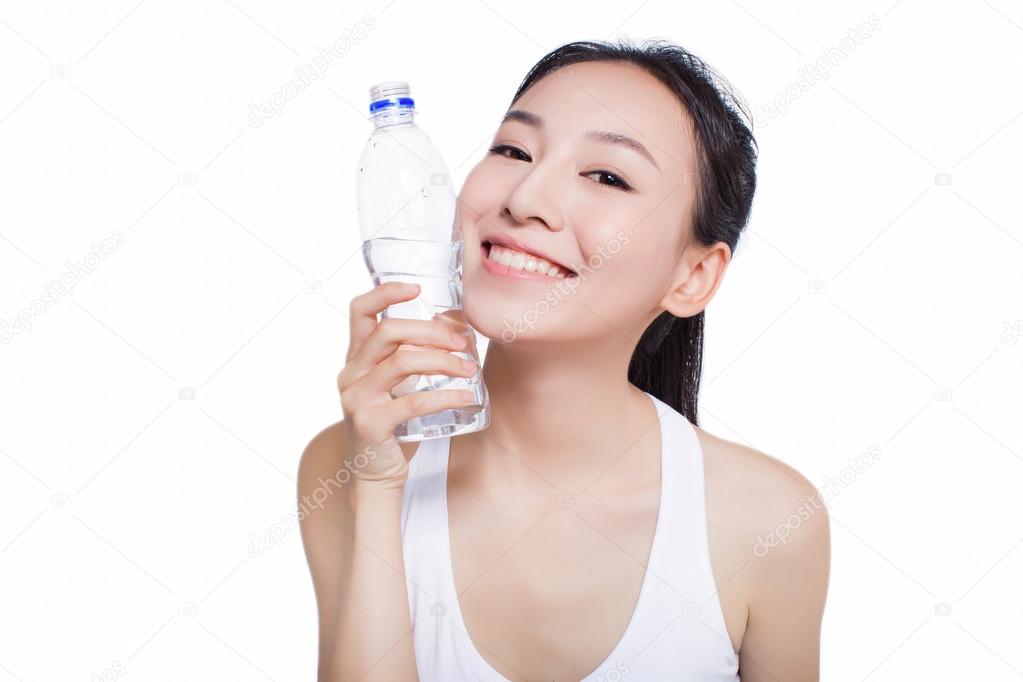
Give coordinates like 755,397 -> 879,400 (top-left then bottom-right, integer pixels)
339,390 -> 355,416
406,390 -> 426,411
435,318 -> 455,337
348,295 -> 362,319
391,349 -> 419,371
351,316 -> 374,340
348,409 -> 372,438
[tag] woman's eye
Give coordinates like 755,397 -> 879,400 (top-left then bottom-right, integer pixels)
488,145 -> 633,192
583,170 -> 633,192
488,144 -> 531,162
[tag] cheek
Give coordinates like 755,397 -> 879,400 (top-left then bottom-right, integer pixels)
574,192 -> 687,290
460,162 -> 511,212
573,232 -> 673,316
456,170 -> 487,227
572,203 -> 643,279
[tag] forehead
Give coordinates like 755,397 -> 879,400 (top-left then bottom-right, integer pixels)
509,60 -> 695,175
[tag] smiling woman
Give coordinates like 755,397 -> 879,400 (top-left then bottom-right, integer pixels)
300,37 -> 830,682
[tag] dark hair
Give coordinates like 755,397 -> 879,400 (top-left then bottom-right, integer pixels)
508,38 -> 758,425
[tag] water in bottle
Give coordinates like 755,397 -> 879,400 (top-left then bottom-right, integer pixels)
357,81 -> 490,442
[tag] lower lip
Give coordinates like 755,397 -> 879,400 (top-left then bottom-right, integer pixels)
480,244 -> 574,281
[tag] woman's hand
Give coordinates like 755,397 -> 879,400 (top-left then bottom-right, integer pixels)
337,281 -> 476,489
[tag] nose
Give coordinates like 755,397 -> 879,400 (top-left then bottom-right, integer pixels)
501,158 -> 566,232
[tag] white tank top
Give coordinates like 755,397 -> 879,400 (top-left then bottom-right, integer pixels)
400,390 -> 741,681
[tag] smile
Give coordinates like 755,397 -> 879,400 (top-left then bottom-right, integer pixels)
481,241 -> 578,280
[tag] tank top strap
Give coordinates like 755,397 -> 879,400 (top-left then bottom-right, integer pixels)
402,435 -> 505,680
400,435 -> 445,536
400,437 -> 454,611
642,391 -> 735,650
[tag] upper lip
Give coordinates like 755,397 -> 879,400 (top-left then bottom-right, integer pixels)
482,234 -> 576,274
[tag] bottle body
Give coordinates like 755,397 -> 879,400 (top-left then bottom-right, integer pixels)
357,82 -> 489,442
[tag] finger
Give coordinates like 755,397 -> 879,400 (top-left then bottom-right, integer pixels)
346,317 -> 467,385
357,390 -> 476,443
347,282 -> 421,360
351,348 -> 476,402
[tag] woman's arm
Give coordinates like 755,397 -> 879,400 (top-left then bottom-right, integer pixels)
298,421 -> 419,682
738,469 -> 831,681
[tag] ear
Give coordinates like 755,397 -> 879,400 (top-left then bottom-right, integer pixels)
659,241 -> 731,317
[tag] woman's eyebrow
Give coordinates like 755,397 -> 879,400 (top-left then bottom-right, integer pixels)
501,108 -> 661,171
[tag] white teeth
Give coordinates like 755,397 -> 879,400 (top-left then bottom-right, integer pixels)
487,244 -> 571,277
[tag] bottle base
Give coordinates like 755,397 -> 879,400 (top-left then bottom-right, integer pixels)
394,404 -> 490,442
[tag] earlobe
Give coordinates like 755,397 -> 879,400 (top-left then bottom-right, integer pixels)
660,241 -> 730,317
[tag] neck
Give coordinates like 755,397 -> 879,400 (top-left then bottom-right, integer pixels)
459,333 -> 654,491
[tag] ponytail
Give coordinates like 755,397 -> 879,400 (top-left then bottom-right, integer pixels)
628,311 -> 703,425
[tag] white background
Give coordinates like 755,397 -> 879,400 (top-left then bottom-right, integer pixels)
2,0 -> 1022,680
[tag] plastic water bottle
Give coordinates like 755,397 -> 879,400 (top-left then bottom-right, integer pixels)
357,81 -> 490,442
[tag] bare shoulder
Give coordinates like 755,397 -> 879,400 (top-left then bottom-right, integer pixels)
300,419 -> 347,469
297,419 -> 352,531
296,419 -> 358,667
696,426 -> 828,533
296,419 -> 418,529
695,426 -> 831,681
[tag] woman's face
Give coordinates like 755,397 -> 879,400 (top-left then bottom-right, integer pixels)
456,60 -> 702,347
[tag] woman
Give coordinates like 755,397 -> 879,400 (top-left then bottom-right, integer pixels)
300,39 -> 830,681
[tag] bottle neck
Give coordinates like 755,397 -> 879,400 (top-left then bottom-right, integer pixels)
372,106 -> 415,129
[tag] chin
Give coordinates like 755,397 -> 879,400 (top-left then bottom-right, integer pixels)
463,291 -> 574,347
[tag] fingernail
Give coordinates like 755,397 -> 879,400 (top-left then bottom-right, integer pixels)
462,358 -> 477,372
451,332 -> 467,348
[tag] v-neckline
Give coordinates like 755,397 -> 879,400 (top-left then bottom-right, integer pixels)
438,390 -> 671,681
